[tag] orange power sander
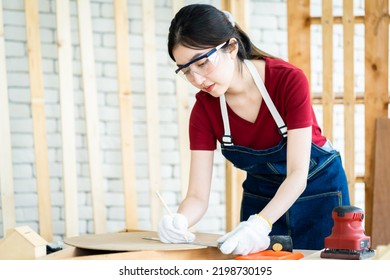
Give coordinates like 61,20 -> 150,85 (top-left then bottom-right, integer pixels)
320,205 -> 375,260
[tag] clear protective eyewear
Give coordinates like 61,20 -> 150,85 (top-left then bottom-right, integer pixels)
175,41 -> 228,82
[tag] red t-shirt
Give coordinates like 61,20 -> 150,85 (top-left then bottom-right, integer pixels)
189,57 -> 327,150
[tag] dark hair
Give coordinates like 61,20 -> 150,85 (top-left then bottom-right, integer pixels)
168,4 -> 273,63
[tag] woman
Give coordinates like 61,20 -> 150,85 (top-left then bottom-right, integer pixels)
158,4 -> 350,254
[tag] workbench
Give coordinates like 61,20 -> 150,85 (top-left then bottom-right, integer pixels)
39,230 -> 319,260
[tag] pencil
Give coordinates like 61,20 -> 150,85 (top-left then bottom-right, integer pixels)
155,190 -> 174,217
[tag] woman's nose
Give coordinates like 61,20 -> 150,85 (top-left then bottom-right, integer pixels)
192,71 -> 206,86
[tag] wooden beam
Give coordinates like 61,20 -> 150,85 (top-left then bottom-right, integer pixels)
0,0 -> 16,235
221,0 -> 249,29
342,0 -> 356,204
172,0 -> 190,201
311,15 -> 365,25
372,118 -> 390,247
142,1 -> 161,229
220,0 -> 248,231
321,0 -> 334,142
287,0 -> 311,82
114,0 -> 138,229
77,0 -> 107,234
364,0 -> 389,236
25,0 -> 53,241
56,0 -> 79,237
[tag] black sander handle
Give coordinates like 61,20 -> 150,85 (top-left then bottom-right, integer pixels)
268,235 -> 293,252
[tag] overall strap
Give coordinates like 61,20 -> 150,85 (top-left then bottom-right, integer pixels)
220,94 -> 234,146
243,59 -> 287,137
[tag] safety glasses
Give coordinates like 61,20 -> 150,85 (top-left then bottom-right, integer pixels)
175,41 -> 228,82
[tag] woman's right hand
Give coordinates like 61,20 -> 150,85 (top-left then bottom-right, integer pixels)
157,213 -> 195,243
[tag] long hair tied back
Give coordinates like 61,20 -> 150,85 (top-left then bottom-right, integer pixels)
167,4 -> 273,62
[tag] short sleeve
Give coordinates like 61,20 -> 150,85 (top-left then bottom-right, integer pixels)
189,99 -> 217,150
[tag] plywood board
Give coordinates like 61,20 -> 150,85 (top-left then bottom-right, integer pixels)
63,231 -> 221,252
372,118 -> 390,247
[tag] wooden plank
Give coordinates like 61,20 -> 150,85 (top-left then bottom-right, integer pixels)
77,0 -> 107,233
0,0 -> 16,235
221,0 -> 249,29
142,1 -> 161,229
63,231 -> 221,251
287,0 -> 311,82
321,0 -> 334,142
311,15 -> 365,25
114,0 -> 138,229
43,230 -> 234,260
372,118 -> 390,247
220,0 -> 248,231
56,0 -> 79,237
41,246 -> 233,260
172,0 -> 190,201
364,0 -> 389,236
24,0 -> 53,241
342,0 -> 355,204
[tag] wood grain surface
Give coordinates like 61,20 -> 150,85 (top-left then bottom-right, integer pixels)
64,231 -> 222,252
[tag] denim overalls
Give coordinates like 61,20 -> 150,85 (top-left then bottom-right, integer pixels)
219,60 -> 350,250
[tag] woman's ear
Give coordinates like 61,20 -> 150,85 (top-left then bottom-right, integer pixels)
226,38 -> 239,59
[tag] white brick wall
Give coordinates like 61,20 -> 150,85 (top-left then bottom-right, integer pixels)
0,0 -> 366,240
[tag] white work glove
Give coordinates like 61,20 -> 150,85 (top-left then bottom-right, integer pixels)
158,213 -> 195,243
218,214 -> 271,255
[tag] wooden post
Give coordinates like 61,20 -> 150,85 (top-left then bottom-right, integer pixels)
364,0 -> 389,236
342,0 -> 356,204
372,118 -> 390,247
172,0 -> 190,201
220,0 -> 248,231
56,0 -> 79,237
77,0 -> 107,233
25,0 -> 53,241
142,1 -> 161,229
321,0 -> 334,142
114,0 -> 138,229
0,0 -> 16,235
287,0 -> 311,82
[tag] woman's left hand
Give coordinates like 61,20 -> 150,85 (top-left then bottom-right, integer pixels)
217,214 -> 271,255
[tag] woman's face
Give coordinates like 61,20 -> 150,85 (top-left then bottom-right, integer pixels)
172,41 -> 237,98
